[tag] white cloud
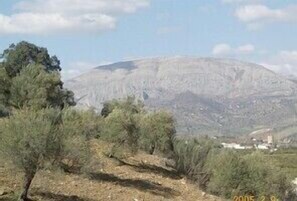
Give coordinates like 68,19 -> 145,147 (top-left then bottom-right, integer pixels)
260,50 -> 297,76
235,4 -> 297,28
222,0 -> 262,4
279,51 -> 297,63
212,43 -> 232,56
0,13 -> 115,35
0,0 -> 150,35
237,44 -> 255,53
62,61 -> 112,80
15,0 -> 149,14
212,43 -> 255,56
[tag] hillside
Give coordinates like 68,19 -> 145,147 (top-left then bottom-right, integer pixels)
0,140 -> 222,201
65,57 -> 297,138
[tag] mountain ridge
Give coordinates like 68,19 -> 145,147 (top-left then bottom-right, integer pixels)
65,57 -> 297,138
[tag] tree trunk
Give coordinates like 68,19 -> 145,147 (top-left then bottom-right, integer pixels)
149,144 -> 155,155
18,172 -> 35,201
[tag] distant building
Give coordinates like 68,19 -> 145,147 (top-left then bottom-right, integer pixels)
221,143 -> 252,150
267,135 -> 273,144
256,144 -> 270,150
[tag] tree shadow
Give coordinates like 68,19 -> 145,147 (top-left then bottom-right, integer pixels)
88,172 -> 180,199
32,191 -> 93,201
114,158 -> 182,180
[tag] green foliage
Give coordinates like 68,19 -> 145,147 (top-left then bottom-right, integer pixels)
0,42 -> 75,113
173,138 -> 219,188
1,41 -> 61,77
0,108 -> 95,199
172,138 -> 296,200
139,111 -> 175,155
0,67 -> 10,117
9,64 -> 66,109
100,97 -> 145,157
268,148 -> 297,179
206,150 -> 248,197
102,108 -> 140,157
101,96 -> 144,118
0,108 -> 62,194
101,97 -> 177,158
207,150 -> 293,200
57,108 -> 101,172
62,108 -> 102,139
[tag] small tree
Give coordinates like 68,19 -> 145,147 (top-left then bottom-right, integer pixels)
0,41 -> 75,112
62,108 -> 102,139
0,108 -> 62,201
139,111 -> 176,155
101,96 -> 144,118
1,41 -> 61,77
206,150 -> 295,200
101,97 -> 144,158
102,108 -> 140,157
9,64 -> 75,110
0,67 -> 10,117
173,138 -> 218,188
58,108 -> 101,172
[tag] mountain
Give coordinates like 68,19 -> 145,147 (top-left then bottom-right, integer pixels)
65,57 -> 297,138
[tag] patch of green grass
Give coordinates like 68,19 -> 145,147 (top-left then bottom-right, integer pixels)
267,153 -> 297,179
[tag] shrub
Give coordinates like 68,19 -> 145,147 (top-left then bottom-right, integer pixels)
172,138 -> 219,188
139,111 -> 176,156
207,150 -> 295,200
0,108 -> 62,201
206,150 -> 248,198
101,96 -> 144,118
58,108 -> 101,172
101,108 -> 140,158
9,64 -> 74,110
0,67 -> 10,117
62,108 -> 102,139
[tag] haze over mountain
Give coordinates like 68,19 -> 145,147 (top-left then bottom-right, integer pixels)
65,57 -> 297,138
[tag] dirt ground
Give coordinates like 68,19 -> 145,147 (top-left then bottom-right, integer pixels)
0,140 -> 223,201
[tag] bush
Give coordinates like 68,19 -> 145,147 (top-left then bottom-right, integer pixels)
101,96 -> 144,118
172,138 -> 219,188
172,138 -> 296,200
207,150 -> 295,200
0,108 -> 62,201
206,150 -> 248,197
9,64 -> 74,110
62,108 -> 102,139
58,108 -> 101,172
139,111 -> 176,156
0,108 -> 98,200
101,108 -> 140,158
0,67 -> 10,117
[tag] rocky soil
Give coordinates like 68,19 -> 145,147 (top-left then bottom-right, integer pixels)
0,140 -> 223,201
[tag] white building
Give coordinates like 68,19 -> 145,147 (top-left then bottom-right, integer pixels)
257,144 -> 270,150
221,143 -> 246,149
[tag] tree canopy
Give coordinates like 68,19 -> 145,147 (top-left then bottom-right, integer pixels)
1,41 -> 61,77
0,41 -> 75,114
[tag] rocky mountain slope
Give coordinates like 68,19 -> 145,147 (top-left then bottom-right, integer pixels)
65,57 -> 297,137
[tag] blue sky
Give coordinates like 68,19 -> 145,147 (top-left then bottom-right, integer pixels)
0,0 -> 297,80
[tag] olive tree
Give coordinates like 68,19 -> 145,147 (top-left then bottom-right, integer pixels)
0,108 -> 62,201
101,96 -> 144,118
102,108 -> 140,157
207,150 -> 294,200
58,108 -> 102,172
1,41 -> 61,77
0,41 -> 75,112
0,67 -> 10,117
139,111 -> 176,155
